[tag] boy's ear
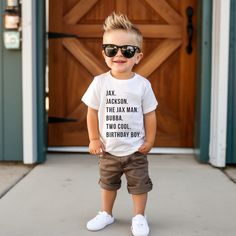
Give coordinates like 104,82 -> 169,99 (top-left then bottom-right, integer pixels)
102,50 -> 106,59
136,52 -> 143,64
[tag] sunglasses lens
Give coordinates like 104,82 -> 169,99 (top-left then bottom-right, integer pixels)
103,45 -> 140,58
104,45 -> 117,57
121,46 -> 136,58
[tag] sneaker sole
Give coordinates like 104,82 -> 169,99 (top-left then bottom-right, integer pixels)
131,226 -> 149,236
87,219 -> 115,231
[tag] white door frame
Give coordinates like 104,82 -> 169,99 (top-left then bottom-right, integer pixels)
22,0 -> 37,164
209,0 -> 230,167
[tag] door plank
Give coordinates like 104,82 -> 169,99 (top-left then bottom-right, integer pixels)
63,24 -> 103,38
137,25 -> 182,38
116,0 -> 128,14
63,24 -> 182,39
136,39 -> 182,77
64,0 -> 98,24
67,103 -> 87,120
63,38 -> 107,76
145,0 -> 183,24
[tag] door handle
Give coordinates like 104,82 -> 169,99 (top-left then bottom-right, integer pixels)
186,6 -> 193,54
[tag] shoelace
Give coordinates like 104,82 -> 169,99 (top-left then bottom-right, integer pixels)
133,218 -> 146,228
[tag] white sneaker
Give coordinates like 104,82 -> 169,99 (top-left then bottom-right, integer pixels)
131,214 -> 150,236
87,211 -> 115,231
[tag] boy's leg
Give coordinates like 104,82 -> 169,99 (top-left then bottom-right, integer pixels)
131,193 -> 150,236
101,188 -> 117,216
124,153 -> 152,215
124,153 -> 151,235
132,192 -> 148,215
87,188 -> 116,231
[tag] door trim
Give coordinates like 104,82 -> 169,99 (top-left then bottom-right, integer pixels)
194,0 -> 213,163
22,0 -> 46,164
22,0 -> 38,164
209,0 -> 230,167
227,0 -> 236,164
36,0 -> 46,163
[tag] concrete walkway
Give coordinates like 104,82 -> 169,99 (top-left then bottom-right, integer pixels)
0,154 -> 236,236
0,162 -> 32,198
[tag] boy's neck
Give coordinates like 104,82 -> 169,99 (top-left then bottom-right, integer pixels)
110,71 -> 135,80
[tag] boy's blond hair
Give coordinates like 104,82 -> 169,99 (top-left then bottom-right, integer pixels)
103,12 -> 143,48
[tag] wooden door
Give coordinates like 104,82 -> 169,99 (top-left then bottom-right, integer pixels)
48,0 -> 197,147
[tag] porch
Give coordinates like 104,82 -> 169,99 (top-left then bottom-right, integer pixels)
0,154 -> 236,235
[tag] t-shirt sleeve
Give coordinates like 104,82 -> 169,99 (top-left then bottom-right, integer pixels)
81,77 -> 100,110
142,81 -> 158,114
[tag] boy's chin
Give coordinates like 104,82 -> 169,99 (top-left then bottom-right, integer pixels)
111,68 -> 132,74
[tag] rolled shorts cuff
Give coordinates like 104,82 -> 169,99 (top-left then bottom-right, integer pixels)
127,181 -> 153,195
99,179 -> 121,191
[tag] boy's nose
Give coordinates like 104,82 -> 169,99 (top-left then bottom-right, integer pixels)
116,48 -> 123,56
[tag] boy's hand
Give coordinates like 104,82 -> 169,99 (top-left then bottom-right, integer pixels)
89,139 -> 105,156
138,141 -> 153,154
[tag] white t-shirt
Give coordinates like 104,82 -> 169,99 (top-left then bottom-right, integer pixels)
82,71 -> 158,156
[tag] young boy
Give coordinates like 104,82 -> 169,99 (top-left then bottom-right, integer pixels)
82,12 -> 158,236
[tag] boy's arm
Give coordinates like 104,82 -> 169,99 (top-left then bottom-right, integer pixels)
87,107 -> 104,155
138,110 -> 156,154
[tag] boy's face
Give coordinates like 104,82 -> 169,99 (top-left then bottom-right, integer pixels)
102,30 -> 143,79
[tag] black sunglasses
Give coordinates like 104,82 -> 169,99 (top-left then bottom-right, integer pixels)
102,44 -> 141,58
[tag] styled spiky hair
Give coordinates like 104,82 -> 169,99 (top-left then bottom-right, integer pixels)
103,12 -> 143,48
